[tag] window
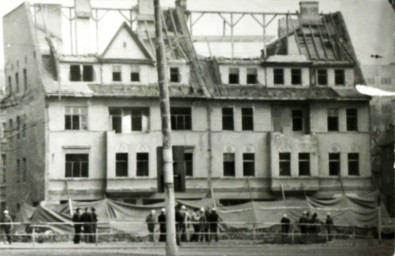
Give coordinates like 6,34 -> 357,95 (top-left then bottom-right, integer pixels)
247,68 -> 258,84
346,108 -> 358,131
228,68 -> 239,84
170,67 -> 180,83
70,65 -> 81,81
298,153 -> 310,176
223,153 -> 235,177
348,153 -> 359,175
82,65 -> 94,81
22,114 -> 26,137
171,107 -> 191,130
279,153 -> 291,176
222,108 -> 234,131
1,154 -> 6,183
16,116 -> 21,139
327,109 -> 339,131
22,158 -> 26,182
131,108 -> 150,131
116,153 -> 128,177
8,76 -> 12,94
291,69 -> 302,85
137,153 -> 149,177
16,159 -> 20,183
65,154 -> 89,177
329,153 -> 340,176
184,152 -> 193,176
112,66 -> 121,81
109,108 -> 122,133
65,107 -> 87,130
274,69 -> 284,85
335,69 -> 345,85
23,69 -> 27,90
243,153 -> 255,176
130,66 -> 140,82
242,108 -> 254,131
317,69 -> 327,85
292,110 -> 304,131
15,72 -> 19,93
8,119 -> 13,141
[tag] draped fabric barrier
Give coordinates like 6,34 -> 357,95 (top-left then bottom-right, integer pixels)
13,191 -> 390,235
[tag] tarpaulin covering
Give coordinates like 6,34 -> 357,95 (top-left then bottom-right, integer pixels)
14,191 -> 389,235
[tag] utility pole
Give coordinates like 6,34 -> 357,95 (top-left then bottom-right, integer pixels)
154,0 -> 178,255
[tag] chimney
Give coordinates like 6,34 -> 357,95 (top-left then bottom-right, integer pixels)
136,0 -> 155,40
74,0 -> 91,55
299,1 -> 321,23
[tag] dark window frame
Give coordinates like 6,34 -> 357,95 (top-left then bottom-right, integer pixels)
116,153 -> 128,177
243,153 -> 255,176
23,69 -> 27,90
70,65 -> 81,81
170,67 -> 180,83
292,109 -> 304,132
136,153 -> 149,177
291,69 -> 302,85
223,153 -> 235,177
112,66 -> 122,82
109,108 -> 122,133
15,72 -> 19,93
335,69 -> 345,86
246,68 -> 258,84
222,108 -> 234,131
184,152 -> 193,177
348,153 -> 359,176
298,153 -> 310,176
65,107 -> 87,130
346,108 -> 358,131
329,153 -> 340,176
65,154 -> 89,178
131,108 -> 150,131
279,153 -> 291,176
241,108 -> 254,131
317,69 -> 327,85
228,68 -> 240,84
274,68 -> 284,85
82,65 -> 94,82
327,109 -> 339,131
171,107 -> 192,130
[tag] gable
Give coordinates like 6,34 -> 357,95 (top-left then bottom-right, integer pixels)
102,23 -> 152,60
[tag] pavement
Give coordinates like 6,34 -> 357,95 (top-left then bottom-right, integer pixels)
0,240 -> 393,256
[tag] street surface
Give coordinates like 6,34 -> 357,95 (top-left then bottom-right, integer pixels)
0,240 -> 393,256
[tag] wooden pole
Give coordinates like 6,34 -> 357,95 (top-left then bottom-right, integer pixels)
378,206 -> 382,242
154,1 -> 178,255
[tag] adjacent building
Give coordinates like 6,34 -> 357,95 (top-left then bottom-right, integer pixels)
2,0 -> 374,212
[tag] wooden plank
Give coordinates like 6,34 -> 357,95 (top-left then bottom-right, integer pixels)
168,10 -> 189,60
316,24 -> 329,60
308,24 -> 320,59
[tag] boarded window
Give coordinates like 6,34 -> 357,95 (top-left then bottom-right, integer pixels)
279,153 -> 291,176
327,109 -> 339,131
335,69 -> 345,85
116,153 -> 128,177
329,153 -> 340,176
243,153 -> 255,176
184,152 -> 193,176
242,108 -> 254,131
228,68 -> 239,84
292,109 -> 304,131
137,153 -> 149,176
298,153 -> 310,176
112,66 -> 121,81
348,153 -> 359,175
171,107 -> 191,130
346,108 -> 358,131
65,154 -> 89,177
317,69 -> 327,85
82,65 -> 94,81
291,69 -> 302,85
170,67 -> 180,83
70,65 -> 81,81
65,107 -> 87,130
274,69 -> 284,85
247,68 -> 258,84
222,108 -> 234,130
223,153 -> 235,177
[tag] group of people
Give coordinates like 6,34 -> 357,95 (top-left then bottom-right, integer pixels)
280,211 -> 334,235
146,205 -> 220,245
72,207 -> 98,244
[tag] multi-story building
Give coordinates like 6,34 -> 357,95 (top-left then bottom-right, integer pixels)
2,0 -> 373,212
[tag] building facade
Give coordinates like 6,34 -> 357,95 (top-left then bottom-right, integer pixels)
2,0 -> 374,212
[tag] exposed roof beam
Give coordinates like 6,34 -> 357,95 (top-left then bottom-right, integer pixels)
192,35 -> 275,43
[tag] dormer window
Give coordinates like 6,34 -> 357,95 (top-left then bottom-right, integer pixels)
70,65 -> 81,81
131,66 -> 140,82
247,68 -> 257,84
291,69 -> 301,85
228,68 -> 239,84
70,65 -> 94,82
112,66 -> 122,82
274,68 -> 284,85
335,69 -> 345,86
317,69 -> 327,85
170,67 -> 180,83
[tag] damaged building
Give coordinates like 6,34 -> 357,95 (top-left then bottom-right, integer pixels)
2,0 -> 374,212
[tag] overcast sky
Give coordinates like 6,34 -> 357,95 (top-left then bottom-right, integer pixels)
0,0 -> 394,68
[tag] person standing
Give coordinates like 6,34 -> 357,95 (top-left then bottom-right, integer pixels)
325,212 -> 334,240
198,208 -> 209,243
280,213 -> 291,242
90,207 -> 98,243
299,211 -> 307,234
146,210 -> 156,243
72,208 -> 82,244
3,210 -> 12,244
208,208 -> 219,242
158,208 -> 166,242
190,209 -> 200,242
175,206 -> 185,246
80,207 -> 92,243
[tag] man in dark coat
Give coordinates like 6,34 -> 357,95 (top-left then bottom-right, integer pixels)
208,208 -> 219,242
158,208 -> 166,242
280,213 -> 291,234
299,211 -> 307,234
72,208 -> 82,244
190,209 -> 200,242
146,210 -> 156,243
80,207 -> 92,243
90,207 -> 98,243
325,212 -> 334,240
175,206 -> 185,245
199,208 -> 209,242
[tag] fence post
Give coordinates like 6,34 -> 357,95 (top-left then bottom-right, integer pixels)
252,223 -> 256,244
32,226 -> 35,247
95,226 -> 98,246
